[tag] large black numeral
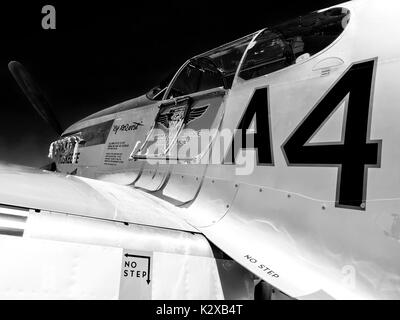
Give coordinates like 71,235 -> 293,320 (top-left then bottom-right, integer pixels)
225,87 -> 274,165
282,59 -> 381,210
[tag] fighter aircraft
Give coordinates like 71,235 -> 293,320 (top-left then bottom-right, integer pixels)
2,0 -> 399,299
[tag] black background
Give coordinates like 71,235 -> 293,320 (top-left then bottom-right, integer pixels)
0,0 -> 345,167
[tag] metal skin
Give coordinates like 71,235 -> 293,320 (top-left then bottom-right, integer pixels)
0,164 -> 255,299
2,0 -> 400,299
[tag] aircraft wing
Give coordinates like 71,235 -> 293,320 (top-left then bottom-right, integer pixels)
0,162 -> 390,300
0,163 -> 196,233
0,163 -> 261,300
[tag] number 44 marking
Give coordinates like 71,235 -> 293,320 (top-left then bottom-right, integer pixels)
229,59 -> 382,211
283,59 -> 381,210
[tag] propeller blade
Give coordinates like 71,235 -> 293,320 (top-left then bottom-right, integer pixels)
8,61 -> 63,135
